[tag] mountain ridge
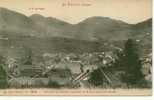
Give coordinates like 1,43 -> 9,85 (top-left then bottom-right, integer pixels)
0,7 -> 152,55
0,7 -> 152,41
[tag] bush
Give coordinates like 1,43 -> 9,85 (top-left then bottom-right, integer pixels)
47,79 -> 61,88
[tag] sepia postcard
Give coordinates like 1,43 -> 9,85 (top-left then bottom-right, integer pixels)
0,0 -> 152,96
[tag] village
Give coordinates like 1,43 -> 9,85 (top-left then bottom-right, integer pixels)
0,48 -> 152,89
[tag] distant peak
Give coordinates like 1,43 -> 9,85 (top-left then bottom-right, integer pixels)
0,7 -> 13,13
0,7 -> 8,10
78,16 -> 128,25
143,18 -> 152,23
0,7 -> 30,21
30,14 -> 45,19
84,16 -> 110,21
135,18 -> 152,26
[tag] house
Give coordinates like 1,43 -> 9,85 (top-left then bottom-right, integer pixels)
18,65 -> 43,77
55,62 -> 82,74
8,77 -> 49,88
44,66 -> 72,86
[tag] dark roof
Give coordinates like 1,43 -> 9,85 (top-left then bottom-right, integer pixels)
19,65 -> 43,77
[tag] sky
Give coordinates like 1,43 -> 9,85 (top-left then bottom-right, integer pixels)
0,0 -> 152,24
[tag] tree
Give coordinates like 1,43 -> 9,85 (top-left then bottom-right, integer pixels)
88,53 -> 112,87
0,65 -> 8,88
88,68 -> 104,86
120,39 -> 145,87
